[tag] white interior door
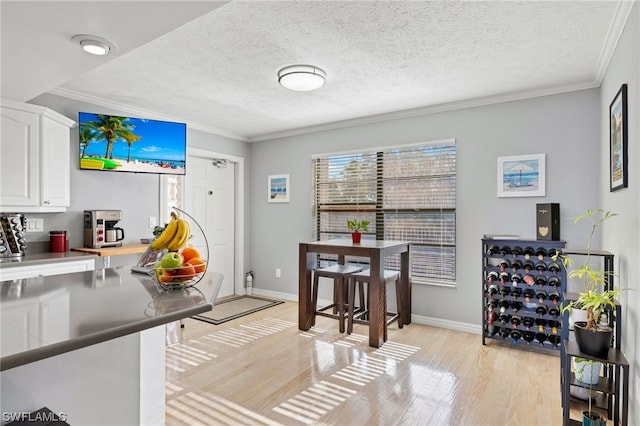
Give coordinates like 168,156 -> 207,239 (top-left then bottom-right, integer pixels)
185,156 -> 235,298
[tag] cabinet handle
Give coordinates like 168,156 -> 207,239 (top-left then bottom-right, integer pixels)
44,200 -> 50,205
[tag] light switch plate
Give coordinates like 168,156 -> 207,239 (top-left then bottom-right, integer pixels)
26,217 -> 44,233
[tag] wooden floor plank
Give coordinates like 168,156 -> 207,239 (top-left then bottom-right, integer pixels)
166,301 -> 570,425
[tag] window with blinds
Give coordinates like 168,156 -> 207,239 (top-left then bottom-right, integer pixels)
313,140 -> 456,285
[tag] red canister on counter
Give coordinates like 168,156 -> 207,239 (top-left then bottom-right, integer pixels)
49,230 -> 68,253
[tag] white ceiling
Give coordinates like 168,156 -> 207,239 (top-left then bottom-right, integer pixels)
2,1 -> 633,142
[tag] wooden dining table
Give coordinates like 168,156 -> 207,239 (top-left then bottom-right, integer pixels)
298,238 -> 411,348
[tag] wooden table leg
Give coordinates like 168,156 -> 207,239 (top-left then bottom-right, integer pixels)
368,252 -> 384,348
298,244 -> 313,331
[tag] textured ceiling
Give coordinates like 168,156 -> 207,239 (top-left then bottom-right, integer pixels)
4,1 -> 632,142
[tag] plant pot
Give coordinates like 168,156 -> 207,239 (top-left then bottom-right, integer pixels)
574,359 -> 602,385
351,232 -> 362,244
582,411 -> 606,426
574,321 -> 612,359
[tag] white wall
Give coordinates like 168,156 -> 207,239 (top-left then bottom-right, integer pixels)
599,3 -> 640,423
249,88 -> 601,326
24,93 -> 251,268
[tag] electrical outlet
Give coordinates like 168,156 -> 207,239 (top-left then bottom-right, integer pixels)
275,268 -> 281,278
25,217 -> 44,233
149,216 -> 157,228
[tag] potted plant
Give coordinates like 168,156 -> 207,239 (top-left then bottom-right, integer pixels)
347,218 -> 369,244
572,358 -> 606,426
560,209 -> 622,358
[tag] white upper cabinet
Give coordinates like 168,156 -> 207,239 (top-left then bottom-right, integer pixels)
0,99 -> 75,212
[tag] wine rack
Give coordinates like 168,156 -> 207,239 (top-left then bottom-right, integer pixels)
481,238 -> 566,354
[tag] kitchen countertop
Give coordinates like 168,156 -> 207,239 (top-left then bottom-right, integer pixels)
0,267 -> 223,371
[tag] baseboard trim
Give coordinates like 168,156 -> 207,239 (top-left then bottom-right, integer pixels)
248,288 -> 481,335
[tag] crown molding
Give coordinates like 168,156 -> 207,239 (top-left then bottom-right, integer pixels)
47,87 -> 249,142
249,80 -> 600,142
593,0 -> 635,84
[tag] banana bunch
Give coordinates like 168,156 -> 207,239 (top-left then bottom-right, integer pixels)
150,212 -> 191,251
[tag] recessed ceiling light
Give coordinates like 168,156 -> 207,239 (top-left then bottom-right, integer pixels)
71,34 -> 115,56
278,65 -> 326,91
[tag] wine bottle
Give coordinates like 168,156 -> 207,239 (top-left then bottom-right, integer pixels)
548,334 -> 561,348
510,329 -> 522,343
499,313 -> 511,324
535,304 -> 548,316
535,318 -> 547,332
499,272 -> 510,284
487,311 -> 498,325
487,324 -> 498,337
547,319 -> 560,334
523,260 -> 535,272
499,300 -> 510,313
535,261 -> 547,273
548,306 -> 560,318
510,246 -> 522,257
486,270 -> 499,283
535,247 -> 547,260
535,289 -> 547,303
499,327 -> 510,339
523,316 -> 534,328
511,273 -> 522,286
523,288 -> 534,302
535,332 -> 547,345
548,262 -> 561,274
511,287 -> 522,299
523,247 -> 535,259
535,275 -> 547,286
511,301 -> 522,313
487,299 -> 498,310
486,245 -> 500,256
499,259 -> 511,271
548,248 -> 560,258
499,246 -> 511,256
548,291 -> 560,305
548,276 -> 560,289
511,259 -> 523,271
499,285 -> 511,298
523,330 -> 535,343
487,284 -> 499,296
510,315 -> 522,328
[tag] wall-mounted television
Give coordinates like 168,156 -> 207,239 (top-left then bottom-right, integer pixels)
79,112 -> 187,175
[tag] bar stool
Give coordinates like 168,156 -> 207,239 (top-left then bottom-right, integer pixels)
347,269 -> 402,338
311,263 -> 363,332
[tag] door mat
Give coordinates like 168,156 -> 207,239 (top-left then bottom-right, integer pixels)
192,295 -> 284,325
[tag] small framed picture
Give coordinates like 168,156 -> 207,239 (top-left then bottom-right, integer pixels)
497,154 -> 545,197
610,84 -> 628,192
267,174 -> 290,203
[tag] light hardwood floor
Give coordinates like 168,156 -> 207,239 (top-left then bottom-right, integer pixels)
165,300 -> 573,425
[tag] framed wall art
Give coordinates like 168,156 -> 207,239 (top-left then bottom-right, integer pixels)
268,174 -> 290,203
497,154 -> 545,197
610,83 -> 628,192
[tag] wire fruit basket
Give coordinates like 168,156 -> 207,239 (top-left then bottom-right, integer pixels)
146,207 -> 209,290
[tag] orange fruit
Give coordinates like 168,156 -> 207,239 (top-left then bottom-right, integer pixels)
180,247 -> 201,262
175,264 -> 197,281
186,257 -> 206,274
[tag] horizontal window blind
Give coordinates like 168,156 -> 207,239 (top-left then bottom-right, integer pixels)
313,141 -> 456,284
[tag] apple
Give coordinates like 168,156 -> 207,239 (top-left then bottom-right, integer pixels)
160,251 -> 183,269
155,267 -> 176,283
175,264 -> 197,282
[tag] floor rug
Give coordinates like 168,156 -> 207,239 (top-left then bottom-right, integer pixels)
192,295 -> 284,325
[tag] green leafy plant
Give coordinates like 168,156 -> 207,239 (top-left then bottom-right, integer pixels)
347,219 -> 369,233
558,209 -> 621,331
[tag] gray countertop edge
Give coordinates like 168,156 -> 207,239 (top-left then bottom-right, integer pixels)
0,252 -> 99,269
0,302 -> 212,372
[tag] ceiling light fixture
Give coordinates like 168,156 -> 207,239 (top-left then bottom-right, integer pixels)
71,34 -> 115,56
278,65 -> 326,91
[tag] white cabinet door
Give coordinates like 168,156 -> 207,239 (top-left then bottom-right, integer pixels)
39,290 -> 70,345
0,107 -> 39,207
40,116 -> 71,207
1,299 -> 39,354
0,99 -> 75,212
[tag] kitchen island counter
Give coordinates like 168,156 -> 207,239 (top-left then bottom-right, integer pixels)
1,267 -> 222,371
